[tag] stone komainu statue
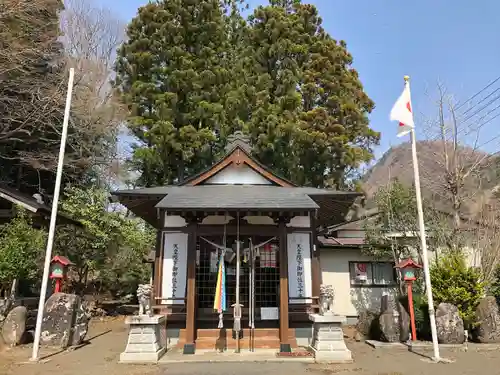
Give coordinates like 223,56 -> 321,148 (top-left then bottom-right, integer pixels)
137,284 -> 153,316
319,284 -> 335,315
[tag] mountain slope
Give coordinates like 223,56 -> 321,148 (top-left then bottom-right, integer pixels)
362,141 -> 500,217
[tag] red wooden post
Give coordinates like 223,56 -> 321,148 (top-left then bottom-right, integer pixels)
407,281 -> 417,341
395,258 -> 422,342
55,278 -> 62,293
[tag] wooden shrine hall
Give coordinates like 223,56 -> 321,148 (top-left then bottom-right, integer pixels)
112,132 -> 361,354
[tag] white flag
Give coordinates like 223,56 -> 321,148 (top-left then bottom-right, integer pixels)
390,80 -> 414,137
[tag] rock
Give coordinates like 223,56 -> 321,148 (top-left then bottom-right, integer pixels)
397,301 -> 410,342
354,330 -> 363,342
378,309 -> 400,342
40,293 -> 90,348
380,294 -> 396,313
355,310 -> 379,339
475,296 -> 500,343
375,295 -> 401,342
1,306 -> 27,346
435,303 -> 465,344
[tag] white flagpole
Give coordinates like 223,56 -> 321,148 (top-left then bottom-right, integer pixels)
405,76 -> 440,361
31,68 -> 75,362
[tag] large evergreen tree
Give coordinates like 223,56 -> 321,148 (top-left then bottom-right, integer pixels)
0,0 -> 67,194
116,0 -> 379,188
242,0 -> 379,187
0,0 -> 113,196
115,0 -> 242,186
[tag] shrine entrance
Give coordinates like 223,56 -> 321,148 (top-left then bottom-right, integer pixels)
196,235 -> 281,329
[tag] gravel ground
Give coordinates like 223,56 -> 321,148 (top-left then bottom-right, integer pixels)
1,318 -> 500,375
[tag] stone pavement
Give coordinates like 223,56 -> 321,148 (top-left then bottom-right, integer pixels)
5,319 -> 500,375
159,348 -> 314,363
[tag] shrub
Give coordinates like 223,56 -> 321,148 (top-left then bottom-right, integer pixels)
413,294 -> 431,340
0,210 -> 46,292
430,251 -> 486,327
488,265 -> 500,301
399,293 -> 431,340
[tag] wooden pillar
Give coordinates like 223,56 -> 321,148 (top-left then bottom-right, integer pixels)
310,214 -> 321,299
183,222 -> 197,354
278,218 -> 291,353
153,230 -> 162,301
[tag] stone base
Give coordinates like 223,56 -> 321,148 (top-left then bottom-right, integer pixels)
309,314 -> 353,364
309,346 -> 353,363
119,315 -> 167,364
120,348 -> 166,363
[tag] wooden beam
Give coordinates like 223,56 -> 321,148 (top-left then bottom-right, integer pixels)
183,223 -> 197,354
197,224 -> 278,236
278,219 -> 291,353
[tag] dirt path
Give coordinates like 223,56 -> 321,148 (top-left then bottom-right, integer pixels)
1,318 -> 500,375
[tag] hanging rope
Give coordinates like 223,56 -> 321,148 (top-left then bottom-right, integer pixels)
218,216 -> 227,328
212,215 -> 228,329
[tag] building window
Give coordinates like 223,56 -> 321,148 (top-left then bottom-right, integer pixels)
349,262 -> 396,286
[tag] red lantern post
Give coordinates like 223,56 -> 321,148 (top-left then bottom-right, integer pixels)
395,258 -> 422,341
49,255 -> 74,293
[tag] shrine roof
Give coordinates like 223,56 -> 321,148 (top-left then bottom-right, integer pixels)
178,131 -> 296,187
155,185 -> 322,210
111,185 -> 361,228
0,185 -> 81,226
110,131 -> 362,227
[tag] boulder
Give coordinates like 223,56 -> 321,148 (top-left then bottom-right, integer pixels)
475,296 -> 500,343
380,294 -> 397,313
378,309 -> 400,342
354,330 -> 363,342
397,301 -> 410,342
1,306 -> 27,346
435,303 -> 465,344
40,293 -> 90,348
355,310 -> 379,339
356,310 -> 377,336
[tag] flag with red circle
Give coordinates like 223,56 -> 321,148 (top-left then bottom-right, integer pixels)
390,80 -> 414,137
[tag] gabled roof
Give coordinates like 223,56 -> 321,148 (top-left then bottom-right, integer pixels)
0,185 -> 81,226
155,186 -> 320,210
179,143 -> 296,187
111,131 -> 362,228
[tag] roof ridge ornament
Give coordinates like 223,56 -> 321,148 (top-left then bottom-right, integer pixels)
226,131 -> 251,153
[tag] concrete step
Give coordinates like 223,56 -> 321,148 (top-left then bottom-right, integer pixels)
196,328 -> 280,338
194,338 -> 281,350
177,328 -> 298,350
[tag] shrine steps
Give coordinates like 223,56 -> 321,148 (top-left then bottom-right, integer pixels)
177,328 -> 297,350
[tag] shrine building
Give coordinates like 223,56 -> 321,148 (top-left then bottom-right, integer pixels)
111,132 -> 363,354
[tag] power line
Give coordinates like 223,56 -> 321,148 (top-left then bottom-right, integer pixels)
425,76 -> 500,144
457,103 -> 500,141
455,75 -> 500,111
460,91 -> 500,124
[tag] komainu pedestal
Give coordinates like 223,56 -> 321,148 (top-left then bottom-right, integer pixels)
309,314 -> 353,363
119,315 -> 167,363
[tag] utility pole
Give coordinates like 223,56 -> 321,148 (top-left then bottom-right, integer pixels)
31,68 -> 75,362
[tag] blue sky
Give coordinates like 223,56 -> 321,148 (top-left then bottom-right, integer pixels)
103,0 -> 500,160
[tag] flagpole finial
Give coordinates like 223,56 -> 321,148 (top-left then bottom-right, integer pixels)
404,75 -> 410,82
